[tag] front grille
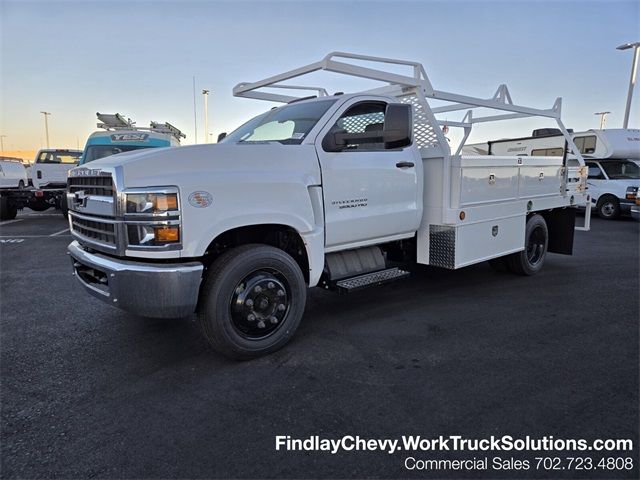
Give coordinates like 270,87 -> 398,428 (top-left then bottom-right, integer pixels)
68,176 -> 114,196
71,215 -> 116,247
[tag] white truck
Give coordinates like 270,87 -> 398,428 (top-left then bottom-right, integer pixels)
67,52 -> 590,359
0,158 -> 28,189
480,128 -> 640,219
0,149 -> 82,219
32,148 -> 82,190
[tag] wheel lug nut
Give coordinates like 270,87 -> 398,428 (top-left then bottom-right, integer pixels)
247,314 -> 256,322
267,282 -> 275,289
277,304 -> 285,312
277,289 -> 285,297
270,316 -> 278,324
257,321 -> 265,329
254,286 -> 262,293
245,299 -> 253,307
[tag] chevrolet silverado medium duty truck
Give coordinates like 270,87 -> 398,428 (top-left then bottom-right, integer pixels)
67,52 -> 590,359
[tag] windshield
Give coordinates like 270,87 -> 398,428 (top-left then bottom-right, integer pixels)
600,160 -> 640,179
36,150 -> 81,164
82,145 -> 152,164
222,99 -> 337,145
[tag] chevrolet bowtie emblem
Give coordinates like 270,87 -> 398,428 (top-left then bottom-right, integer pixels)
73,190 -> 88,208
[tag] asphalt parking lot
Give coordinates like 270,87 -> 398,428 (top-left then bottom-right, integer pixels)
1,209 -> 638,479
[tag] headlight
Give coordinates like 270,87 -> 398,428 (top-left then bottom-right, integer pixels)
626,186 -> 639,200
123,188 -> 181,249
126,192 -> 178,214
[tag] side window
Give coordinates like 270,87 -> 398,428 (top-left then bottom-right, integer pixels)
531,147 -> 564,156
333,102 -> 386,151
573,136 -> 597,155
586,162 -> 605,180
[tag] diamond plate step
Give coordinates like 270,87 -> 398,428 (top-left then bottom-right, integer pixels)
335,267 -> 410,293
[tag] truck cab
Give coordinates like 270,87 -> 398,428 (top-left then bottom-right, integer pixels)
32,149 -> 82,189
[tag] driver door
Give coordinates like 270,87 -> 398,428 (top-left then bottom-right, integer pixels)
315,99 -> 421,250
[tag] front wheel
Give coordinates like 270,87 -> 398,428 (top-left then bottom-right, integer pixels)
198,244 -> 307,360
507,214 -> 548,276
596,195 -> 620,220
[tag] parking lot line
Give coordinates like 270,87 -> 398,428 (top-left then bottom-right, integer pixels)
0,234 -> 72,238
0,219 -> 23,226
50,228 -> 70,237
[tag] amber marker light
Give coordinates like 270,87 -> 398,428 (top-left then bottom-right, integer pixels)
155,226 -> 180,243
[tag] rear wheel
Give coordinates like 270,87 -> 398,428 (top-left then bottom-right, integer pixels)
596,195 -> 620,219
0,196 -> 18,220
198,244 -> 306,360
507,214 -> 548,276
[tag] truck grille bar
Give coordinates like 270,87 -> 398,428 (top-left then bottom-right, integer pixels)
68,176 -> 114,197
70,213 -> 117,248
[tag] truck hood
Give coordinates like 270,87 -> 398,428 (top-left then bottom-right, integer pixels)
75,143 -> 323,188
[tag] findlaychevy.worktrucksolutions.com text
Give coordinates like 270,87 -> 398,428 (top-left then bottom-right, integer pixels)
275,435 -> 634,455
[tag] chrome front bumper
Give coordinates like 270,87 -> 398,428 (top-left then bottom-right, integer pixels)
68,241 -> 203,318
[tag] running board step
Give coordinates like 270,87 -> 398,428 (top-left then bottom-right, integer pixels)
335,267 -> 410,293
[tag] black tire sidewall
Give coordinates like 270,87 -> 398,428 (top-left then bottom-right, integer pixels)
509,214 -> 548,276
597,195 -> 620,219
201,245 -> 306,358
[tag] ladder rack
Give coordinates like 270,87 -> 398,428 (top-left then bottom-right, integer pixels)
95,113 -> 185,140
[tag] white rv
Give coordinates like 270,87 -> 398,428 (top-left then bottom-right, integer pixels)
471,129 -> 640,219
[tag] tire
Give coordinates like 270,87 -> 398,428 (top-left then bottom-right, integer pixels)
507,214 -> 548,276
60,199 -> 69,219
198,244 -> 307,360
488,256 -> 509,273
596,195 -> 620,220
27,200 -> 49,212
0,196 -> 18,220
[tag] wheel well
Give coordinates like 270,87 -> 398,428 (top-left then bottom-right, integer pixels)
596,194 -> 618,206
203,224 -> 310,282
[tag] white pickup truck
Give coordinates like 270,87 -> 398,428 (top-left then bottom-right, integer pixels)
67,53 -> 590,359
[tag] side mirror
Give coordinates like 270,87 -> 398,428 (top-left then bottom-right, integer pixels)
383,103 -> 412,149
217,132 -> 227,142
322,129 -> 348,152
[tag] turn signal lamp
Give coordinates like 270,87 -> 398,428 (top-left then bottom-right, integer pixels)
154,226 -> 180,243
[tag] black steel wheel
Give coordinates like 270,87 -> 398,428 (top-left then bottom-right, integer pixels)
596,195 -> 620,220
507,214 -> 548,276
199,244 -> 306,359
229,269 -> 291,339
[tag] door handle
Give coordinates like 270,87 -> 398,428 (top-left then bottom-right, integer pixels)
395,161 -> 414,168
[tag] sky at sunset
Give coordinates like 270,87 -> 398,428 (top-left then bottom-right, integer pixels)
1,0 -> 638,154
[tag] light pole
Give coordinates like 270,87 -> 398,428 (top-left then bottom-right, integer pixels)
40,111 -> 51,148
617,42 -> 640,129
594,111 -> 610,129
202,89 -> 210,143
0,135 -> 6,154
